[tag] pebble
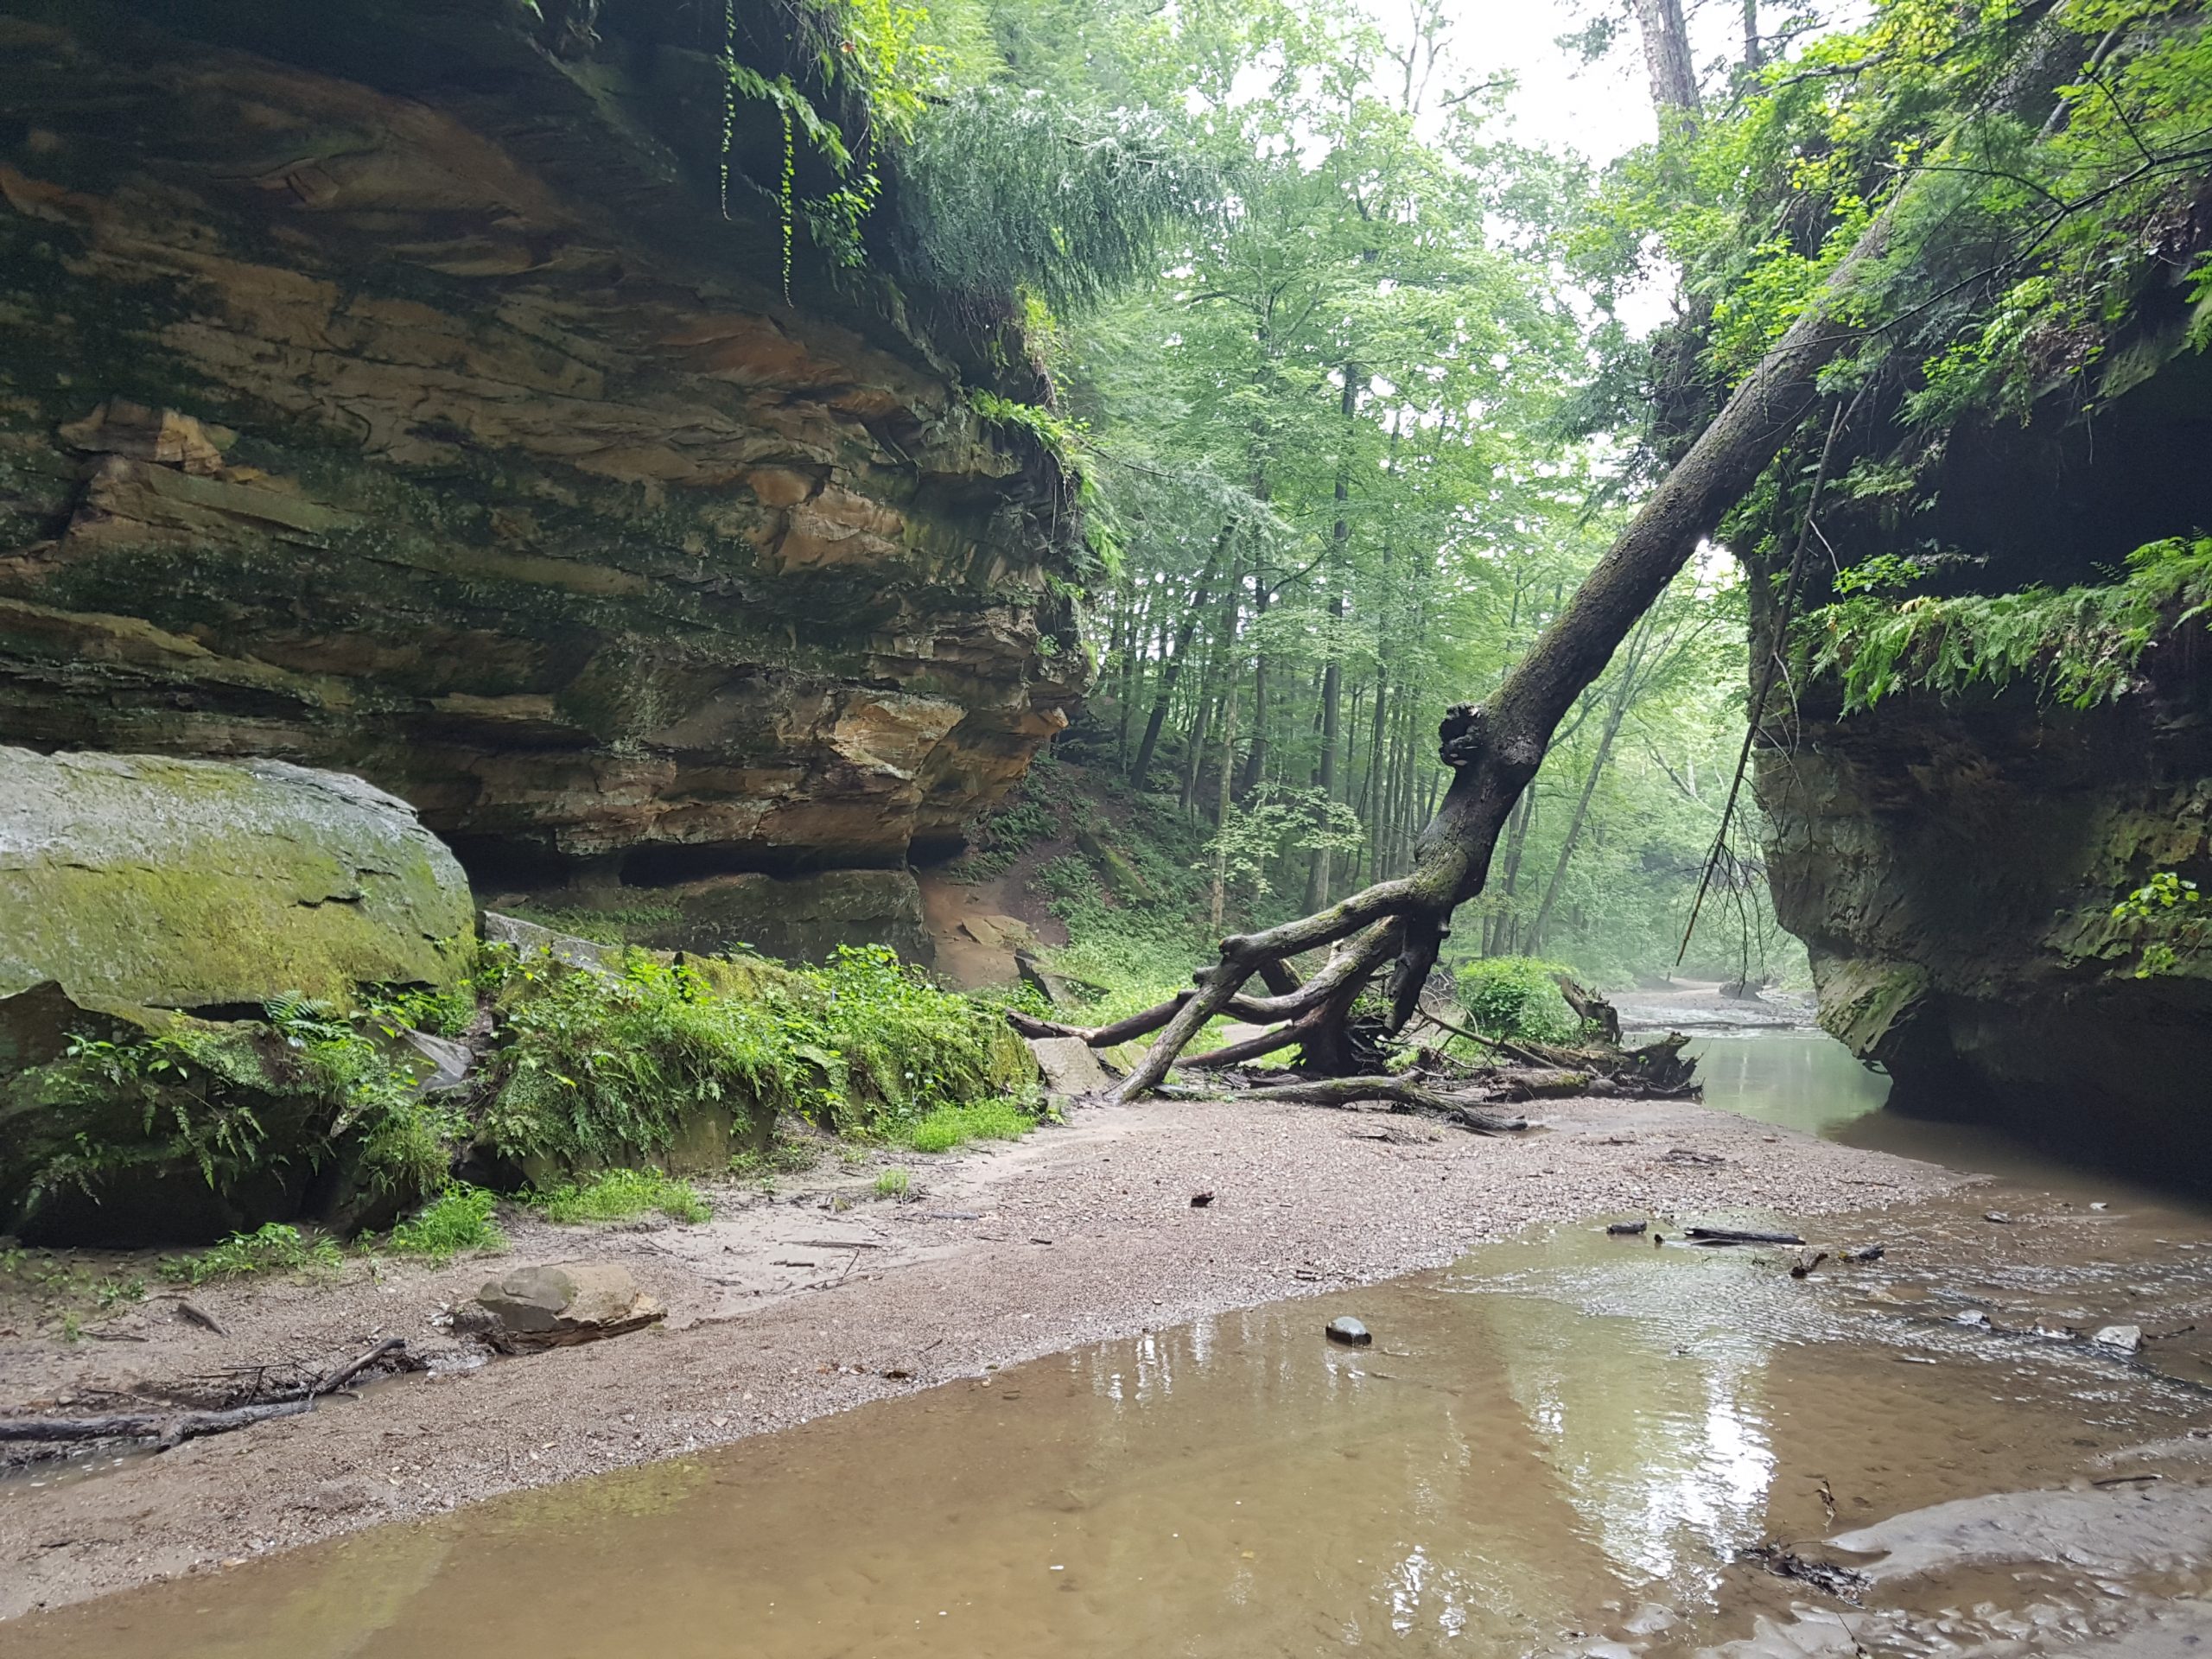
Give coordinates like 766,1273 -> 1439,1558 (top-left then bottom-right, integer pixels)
2092,1324 -> 2143,1353
1325,1317 -> 1372,1347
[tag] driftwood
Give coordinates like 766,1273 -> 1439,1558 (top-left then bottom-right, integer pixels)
1554,975 -> 1622,1046
1236,1076 -> 1528,1135
0,1336 -> 409,1448
1683,1226 -> 1804,1246
0,1397 -> 312,1447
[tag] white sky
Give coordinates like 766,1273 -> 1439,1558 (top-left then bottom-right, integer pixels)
1467,0 -> 1660,164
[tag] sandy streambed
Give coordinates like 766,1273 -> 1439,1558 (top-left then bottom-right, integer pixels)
0,1091 -> 1967,1621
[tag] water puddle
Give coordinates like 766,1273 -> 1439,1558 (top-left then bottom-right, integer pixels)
7,1032 -> 2212,1656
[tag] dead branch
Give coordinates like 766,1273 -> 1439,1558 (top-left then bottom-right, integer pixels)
1236,1075 -> 1528,1134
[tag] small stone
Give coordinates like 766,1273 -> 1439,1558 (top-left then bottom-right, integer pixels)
1605,1220 -> 1648,1236
1325,1316 -> 1372,1348
1984,1211 -> 2012,1224
1189,1191 -> 1215,1208
1842,1244 -> 1885,1263
1955,1309 -> 1989,1327
2092,1324 -> 2143,1353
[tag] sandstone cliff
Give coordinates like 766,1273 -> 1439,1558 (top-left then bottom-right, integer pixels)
1751,280 -> 2212,1173
0,1 -> 1090,944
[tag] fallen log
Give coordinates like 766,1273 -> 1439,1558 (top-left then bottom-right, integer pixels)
0,1397 -> 312,1446
1682,1226 -> 1804,1246
0,1335 -> 410,1447
1237,1076 -> 1528,1135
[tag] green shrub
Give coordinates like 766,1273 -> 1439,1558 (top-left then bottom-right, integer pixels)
529,1168 -> 711,1224
388,1184 -> 507,1262
874,1166 -> 910,1198
1454,957 -> 1585,1045
162,1222 -> 342,1285
5,997 -> 457,1230
480,952 -> 803,1166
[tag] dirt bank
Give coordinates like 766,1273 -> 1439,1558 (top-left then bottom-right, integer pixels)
0,1090 -> 1964,1621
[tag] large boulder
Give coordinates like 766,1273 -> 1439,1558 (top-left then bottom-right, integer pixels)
464,1264 -> 666,1353
0,747 -> 474,1011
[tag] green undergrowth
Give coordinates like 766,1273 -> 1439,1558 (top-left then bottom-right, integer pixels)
528,1168 -> 711,1225
387,1184 -> 507,1262
1453,957 -> 1586,1046
895,1097 -> 1040,1154
3,939 -> 1039,1243
161,1222 -> 342,1286
1802,537 -> 2212,714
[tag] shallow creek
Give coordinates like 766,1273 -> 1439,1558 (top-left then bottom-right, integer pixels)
9,1034 -> 2212,1657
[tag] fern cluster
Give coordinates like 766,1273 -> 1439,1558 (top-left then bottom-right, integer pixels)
1801,536 -> 2212,714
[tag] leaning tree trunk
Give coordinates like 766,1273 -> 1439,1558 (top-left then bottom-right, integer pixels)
1037,8 -> 2081,1104
1084,227 -> 1903,1100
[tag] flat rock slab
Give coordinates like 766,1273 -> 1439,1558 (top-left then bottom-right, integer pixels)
469,1264 -> 664,1353
1028,1035 -> 1111,1099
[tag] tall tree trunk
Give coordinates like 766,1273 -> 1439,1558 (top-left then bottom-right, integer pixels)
1304,366 -> 1357,911
1131,525 -> 1232,788
1209,688 -> 1239,929
1635,0 -> 1700,121
1486,790 -> 1536,955
1239,581 -> 1272,797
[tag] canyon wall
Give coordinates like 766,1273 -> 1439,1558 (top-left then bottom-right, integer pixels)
0,1 -> 1090,953
1752,284 -> 2212,1173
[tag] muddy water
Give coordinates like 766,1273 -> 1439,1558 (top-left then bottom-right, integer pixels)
10,1043 -> 2212,1656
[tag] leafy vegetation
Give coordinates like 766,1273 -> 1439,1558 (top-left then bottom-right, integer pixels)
874,1166 -> 911,1198
1453,959 -> 1586,1047
529,1169 -> 713,1226
162,1223 -> 342,1286
1802,538 -> 2212,713
387,1185 -> 508,1262
896,1098 -> 1039,1153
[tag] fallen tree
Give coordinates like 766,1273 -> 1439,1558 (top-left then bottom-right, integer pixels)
1047,7 -> 2088,1104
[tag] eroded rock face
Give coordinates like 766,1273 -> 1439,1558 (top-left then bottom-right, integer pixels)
0,4 -> 1090,898
0,746 -> 474,1009
1751,310 -> 2212,1173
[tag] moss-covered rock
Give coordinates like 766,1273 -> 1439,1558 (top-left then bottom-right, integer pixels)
0,747 -> 473,1011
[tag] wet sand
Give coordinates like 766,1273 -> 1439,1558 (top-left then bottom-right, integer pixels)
0,1089 -> 1964,1621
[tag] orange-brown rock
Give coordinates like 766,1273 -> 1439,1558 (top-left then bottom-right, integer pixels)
0,3 -> 1091,902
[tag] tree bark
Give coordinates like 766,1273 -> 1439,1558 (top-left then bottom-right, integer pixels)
1636,0 -> 1700,120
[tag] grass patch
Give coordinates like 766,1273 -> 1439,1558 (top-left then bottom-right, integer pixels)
874,1166 -> 910,1198
529,1168 -> 711,1225
895,1098 -> 1039,1154
161,1222 -> 342,1286
387,1184 -> 507,1262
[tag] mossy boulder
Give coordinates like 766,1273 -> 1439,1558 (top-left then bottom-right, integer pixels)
0,747 -> 474,1011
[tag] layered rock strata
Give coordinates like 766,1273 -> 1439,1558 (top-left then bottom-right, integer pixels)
0,3 -> 1090,925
